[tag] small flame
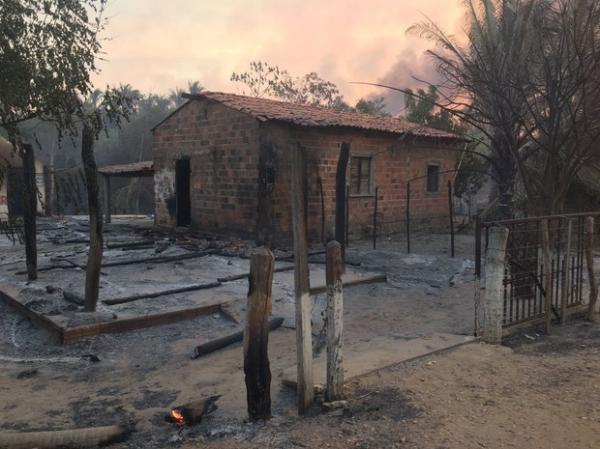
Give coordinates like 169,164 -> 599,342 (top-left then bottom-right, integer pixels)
170,409 -> 185,425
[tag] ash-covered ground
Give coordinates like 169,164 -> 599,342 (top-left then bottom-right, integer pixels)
0,217 -> 477,448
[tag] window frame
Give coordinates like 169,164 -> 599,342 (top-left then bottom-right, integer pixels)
348,154 -> 375,197
426,162 -> 441,194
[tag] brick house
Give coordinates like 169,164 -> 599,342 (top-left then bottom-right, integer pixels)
151,92 -> 464,244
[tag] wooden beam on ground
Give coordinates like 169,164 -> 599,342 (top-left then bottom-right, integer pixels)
0,424 -> 129,449
0,285 -> 63,343
217,265 -> 295,282
325,241 -> 344,402
309,274 -> 387,296
15,251 -> 214,275
244,248 -> 275,420
192,317 -> 284,359
61,302 -> 222,343
102,281 -> 222,305
290,143 -> 314,414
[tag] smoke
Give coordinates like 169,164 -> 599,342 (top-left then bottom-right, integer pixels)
366,47 -> 442,115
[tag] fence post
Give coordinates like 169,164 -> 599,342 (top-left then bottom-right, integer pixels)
372,186 -> 378,250
585,216 -> 599,320
542,219 -> 552,334
561,219 -> 573,325
474,215 -> 482,336
325,241 -> 344,402
244,247 -> 275,421
482,226 -> 509,344
406,181 -> 411,254
290,144 -> 314,414
335,143 -> 350,266
448,180 -> 455,258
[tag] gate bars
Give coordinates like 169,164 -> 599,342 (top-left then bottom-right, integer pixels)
476,212 -> 600,328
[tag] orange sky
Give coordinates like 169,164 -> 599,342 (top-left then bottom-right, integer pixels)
95,0 -> 465,112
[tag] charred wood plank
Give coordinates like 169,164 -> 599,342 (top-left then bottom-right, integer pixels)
191,317 -> 284,359
102,281 -> 222,305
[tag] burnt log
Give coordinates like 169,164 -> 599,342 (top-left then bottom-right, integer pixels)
165,396 -> 221,426
191,317 -> 284,359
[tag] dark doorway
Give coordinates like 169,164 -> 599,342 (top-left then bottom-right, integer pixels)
175,159 -> 191,227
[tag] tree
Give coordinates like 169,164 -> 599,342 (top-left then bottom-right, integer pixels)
508,0 -> 600,214
354,97 -> 389,116
0,0 -> 108,279
80,87 -> 135,311
169,81 -> 204,108
408,0 -> 538,219
231,61 -> 349,109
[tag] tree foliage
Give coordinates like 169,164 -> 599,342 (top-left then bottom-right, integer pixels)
407,0 -> 600,216
0,0 -> 108,138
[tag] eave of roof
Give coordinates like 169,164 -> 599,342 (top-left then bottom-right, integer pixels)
152,91 -> 466,142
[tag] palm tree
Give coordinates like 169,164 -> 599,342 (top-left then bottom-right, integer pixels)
409,0 -> 538,218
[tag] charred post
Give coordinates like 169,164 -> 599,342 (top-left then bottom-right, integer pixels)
21,143 -> 38,280
335,143 -> 350,265
81,125 -> 103,312
243,247 -> 275,421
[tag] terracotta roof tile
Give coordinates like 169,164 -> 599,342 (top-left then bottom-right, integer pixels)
181,92 -> 462,140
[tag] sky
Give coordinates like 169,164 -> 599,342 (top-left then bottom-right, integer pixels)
94,0 -> 465,113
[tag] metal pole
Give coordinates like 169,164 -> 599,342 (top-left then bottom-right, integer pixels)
373,186 -> 379,249
406,181 -> 411,254
448,180 -> 455,258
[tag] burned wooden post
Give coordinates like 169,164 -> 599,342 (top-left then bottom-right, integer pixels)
82,125 -> 103,312
561,219 -> 573,325
372,186 -> 379,250
243,247 -> 275,421
542,219 -> 552,333
448,180 -> 455,258
21,143 -> 38,280
103,175 -> 111,224
290,144 -> 314,414
256,132 -> 275,247
406,181 -> 411,254
584,216 -> 599,320
335,143 -> 350,264
325,241 -> 344,402
482,226 -> 509,344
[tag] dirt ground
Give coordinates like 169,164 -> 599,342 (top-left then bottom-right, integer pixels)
2,219 -> 598,448
183,322 -> 600,449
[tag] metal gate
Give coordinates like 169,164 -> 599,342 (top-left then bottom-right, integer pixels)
476,213 -> 598,328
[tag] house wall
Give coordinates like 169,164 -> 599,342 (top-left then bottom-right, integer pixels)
265,122 -> 460,244
152,99 -> 262,237
152,100 -> 459,245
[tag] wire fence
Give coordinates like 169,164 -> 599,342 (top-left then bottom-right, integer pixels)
344,180 -> 464,257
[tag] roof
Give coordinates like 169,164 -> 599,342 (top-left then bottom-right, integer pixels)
153,91 -> 463,140
98,160 -> 154,177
